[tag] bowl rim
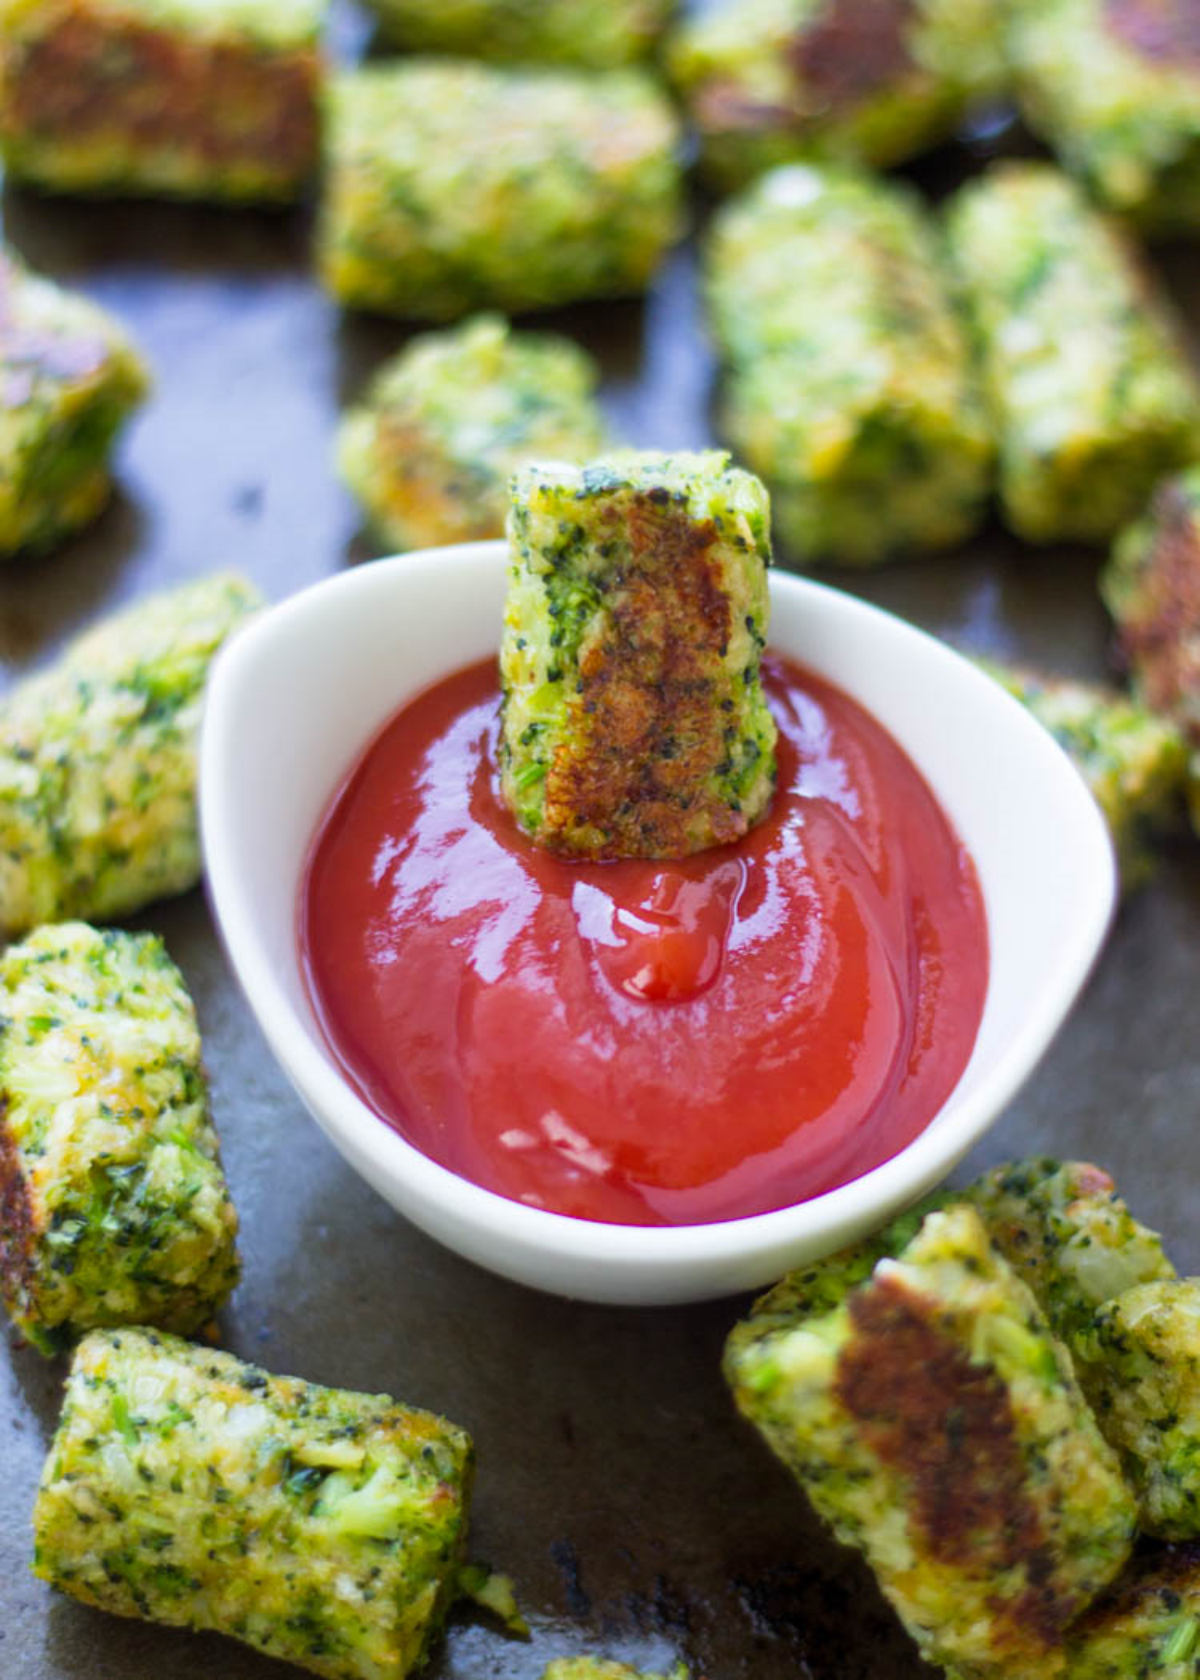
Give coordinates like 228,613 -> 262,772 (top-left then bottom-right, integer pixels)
200,541 -> 1116,1290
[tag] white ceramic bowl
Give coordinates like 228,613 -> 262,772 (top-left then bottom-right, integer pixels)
200,542 -> 1115,1306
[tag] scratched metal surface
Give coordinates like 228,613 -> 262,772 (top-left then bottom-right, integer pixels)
3,11 -> 1200,1680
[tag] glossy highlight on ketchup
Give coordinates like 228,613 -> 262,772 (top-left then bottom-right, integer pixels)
300,656 -> 988,1227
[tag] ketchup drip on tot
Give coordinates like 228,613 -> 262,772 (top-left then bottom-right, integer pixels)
300,655 -> 988,1227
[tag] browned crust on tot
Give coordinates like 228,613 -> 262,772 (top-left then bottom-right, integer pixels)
1118,479 -> 1200,730
1105,0 -> 1200,69
542,496 -> 741,858
835,1274 -> 1073,1653
7,7 -> 320,180
791,0 -> 915,107
0,1098 -> 38,1327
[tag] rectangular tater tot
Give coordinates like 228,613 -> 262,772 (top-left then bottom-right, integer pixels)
0,923 -> 238,1353
0,244 -> 147,556
362,0 -> 673,68
1103,468 -> 1200,833
704,163 -> 992,566
1007,0 -> 1200,234
500,450 -> 777,859
0,571 -> 263,937
943,162 -> 1200,544
33,1328 -> 473,1680
725,1203 -> 1137,1679
667,0 -> 1003,190
317,61 -> 682,321
337,314 -> 609,554
0,0 -> 324,202
975,663 -> 1189,888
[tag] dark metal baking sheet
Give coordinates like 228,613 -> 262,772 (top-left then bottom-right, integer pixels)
4,17 -> 1200,1679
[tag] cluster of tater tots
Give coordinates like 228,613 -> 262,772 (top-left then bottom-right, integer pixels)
729,1159 -> 1200,1678
4,0 -> 1199,882
4,3 -> 1200,1679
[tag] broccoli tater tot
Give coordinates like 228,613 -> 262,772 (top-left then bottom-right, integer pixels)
0,572 -> 263,937
318,61 -> 682,321
0,923 -> 239,1353
667,0 -> 1002,190
705,163 -> 992,566
33,1328 -> 474,1679
500,450 -> 777,860
0,245 -> 148,557
726,1203 -> 1137,1679
338,315 -> 609,554
1007,0 -> 1200,234
944,163 -> 1200,544
0,0 -> 323,202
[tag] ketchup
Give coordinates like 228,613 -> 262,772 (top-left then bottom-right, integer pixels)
301,656 -> 987,1227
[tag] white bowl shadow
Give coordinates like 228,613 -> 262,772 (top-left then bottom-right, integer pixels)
200,542 -> 1116,1306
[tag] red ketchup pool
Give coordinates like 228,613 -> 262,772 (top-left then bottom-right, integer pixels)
301,655 -> 988,1227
